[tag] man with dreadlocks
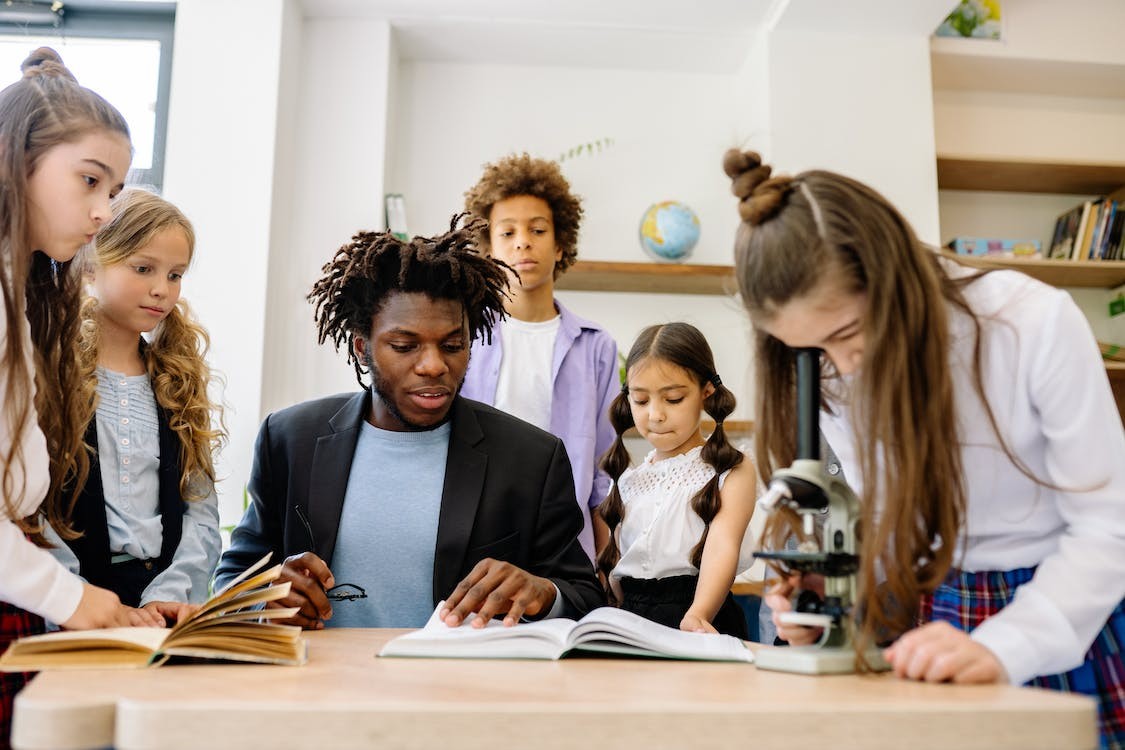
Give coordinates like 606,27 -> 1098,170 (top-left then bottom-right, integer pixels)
214,217 -> 604,629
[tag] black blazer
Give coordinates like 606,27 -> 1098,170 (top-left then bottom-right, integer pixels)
214,392 -> 604,617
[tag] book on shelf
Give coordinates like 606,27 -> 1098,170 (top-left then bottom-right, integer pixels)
1050,199 -> 1124,262
0,554 -> 306,671
378,601 -> 754,663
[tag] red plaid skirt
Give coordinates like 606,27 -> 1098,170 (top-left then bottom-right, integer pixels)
921,566 -> 1125,750
0,602 -> 45,750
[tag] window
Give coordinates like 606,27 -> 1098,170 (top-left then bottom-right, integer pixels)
0,1 -> 175,189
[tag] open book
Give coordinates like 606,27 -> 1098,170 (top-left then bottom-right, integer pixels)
0,554 -> 306,670
379,602 -> 754,663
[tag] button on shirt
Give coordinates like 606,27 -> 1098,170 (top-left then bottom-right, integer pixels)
44,367 -> 220,605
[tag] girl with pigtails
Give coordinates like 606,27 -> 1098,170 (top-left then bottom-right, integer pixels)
46,188 -> 224,617
597,322 -> 757,638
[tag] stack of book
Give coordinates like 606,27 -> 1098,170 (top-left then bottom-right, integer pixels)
1048,195 -> 1125,262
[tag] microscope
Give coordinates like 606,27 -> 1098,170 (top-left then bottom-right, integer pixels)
752,348 -> 888,675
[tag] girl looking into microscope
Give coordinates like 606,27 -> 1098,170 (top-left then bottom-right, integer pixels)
722,149 -> 1125,749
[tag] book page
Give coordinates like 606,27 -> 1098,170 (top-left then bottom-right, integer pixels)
378,602 -> 575,660
567,608 -> 754,663
0,627 -> 169,671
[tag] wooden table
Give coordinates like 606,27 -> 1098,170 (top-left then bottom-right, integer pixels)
12,629 -> 1097,750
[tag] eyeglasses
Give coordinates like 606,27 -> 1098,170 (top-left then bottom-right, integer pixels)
326,583 -> 368,602
294,504 -> 369,603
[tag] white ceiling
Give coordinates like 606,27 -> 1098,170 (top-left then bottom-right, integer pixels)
298,1 -> 957,73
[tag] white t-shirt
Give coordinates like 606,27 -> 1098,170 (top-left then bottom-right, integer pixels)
493,315 -> 560,431
0,300 -> 83,623
609,445 -> 757,598
821,261 -> 1125,685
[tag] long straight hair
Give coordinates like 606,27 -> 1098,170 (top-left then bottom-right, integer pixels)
0,48 -> 130,543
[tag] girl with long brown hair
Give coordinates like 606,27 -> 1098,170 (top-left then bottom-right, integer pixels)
44,188 -> 224,615
723,149 -> 1125,749
598,322 -> 757,637
0,47 -> 162,744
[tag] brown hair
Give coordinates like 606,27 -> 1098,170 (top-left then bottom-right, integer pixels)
76,188 -> 225,503
463,152 -> 583,279
721,149 -> 1028,657
308,214 -> 511,386
596,323 -> 743,602
0,47 -> 131,543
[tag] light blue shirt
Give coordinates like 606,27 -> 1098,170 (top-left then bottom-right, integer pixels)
46,367 -> 220,605
327,420 -> 450,628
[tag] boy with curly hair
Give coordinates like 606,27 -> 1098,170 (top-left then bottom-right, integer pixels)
462,153 -> 618,566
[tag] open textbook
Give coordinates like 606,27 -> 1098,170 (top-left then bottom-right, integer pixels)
379,602 -> 754,662
0,554 -> 306,670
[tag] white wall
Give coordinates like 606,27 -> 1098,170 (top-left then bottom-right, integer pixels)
164,0 -> 297,522
387,60 -> 760,419
260,17 -> 395,418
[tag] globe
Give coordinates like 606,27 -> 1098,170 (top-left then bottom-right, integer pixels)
639,201 -> 700,262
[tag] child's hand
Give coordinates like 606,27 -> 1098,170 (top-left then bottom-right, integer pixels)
680,612 -> 717,634
141,600 -> 199,626
883,621 -> 1007,684
61,583 -> 133,629
765,573 -> 824,645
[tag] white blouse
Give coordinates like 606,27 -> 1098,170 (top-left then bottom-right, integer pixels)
609,445 -> 757,594
0,301 -> 83,624
821,262 -> 1125,685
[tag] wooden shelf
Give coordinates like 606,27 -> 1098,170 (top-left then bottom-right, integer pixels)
936,156 -> 1125,195
1107,362 -> 1125,383
556,260 -> 736,295
944,253 -> 1125,288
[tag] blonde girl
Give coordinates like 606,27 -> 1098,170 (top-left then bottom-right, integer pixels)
46,188 -> 224,618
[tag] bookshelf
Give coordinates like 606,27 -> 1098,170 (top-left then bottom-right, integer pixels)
555,260 -> 736,295
936,157 -> 1125,197
945,254 -> 1125,289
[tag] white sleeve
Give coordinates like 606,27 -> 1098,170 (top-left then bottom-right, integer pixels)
970,293 -> 1125,685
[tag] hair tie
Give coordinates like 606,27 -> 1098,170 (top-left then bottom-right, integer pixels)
620,382 -> 629,396
709,373 -> 722,388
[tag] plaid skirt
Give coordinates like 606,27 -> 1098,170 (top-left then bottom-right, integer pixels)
921,566 -> 1125,750
0,602 -> 45,750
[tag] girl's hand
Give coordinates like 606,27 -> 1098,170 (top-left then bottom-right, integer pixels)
680,612 -> 717,634
141,600 -> 199,626
765,573 -> 824,646
883,621 -> 1007,684
61,583 -> 134,629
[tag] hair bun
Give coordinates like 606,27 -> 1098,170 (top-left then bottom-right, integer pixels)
722,148 -> 793,226
21,47 -> 77,83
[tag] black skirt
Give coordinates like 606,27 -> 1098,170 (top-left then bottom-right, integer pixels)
619,574 -> 749,640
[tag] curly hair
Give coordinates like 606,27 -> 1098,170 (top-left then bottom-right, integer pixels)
0,47 -> 130,544
463,153 -> 583,279
308,214 -> 512,386
596,323 -> 743,603
76,189 -> 225,505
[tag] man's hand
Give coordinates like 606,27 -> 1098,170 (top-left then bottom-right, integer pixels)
883,621 -> 1007,684
271,551 -> 335,629
440,558 -> 557,628
141,601 -> 199,626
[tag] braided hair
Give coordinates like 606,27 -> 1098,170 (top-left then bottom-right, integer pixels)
596,323 -> 742,601
307,214 -> 511,386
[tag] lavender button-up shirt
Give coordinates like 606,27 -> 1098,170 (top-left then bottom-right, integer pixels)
462,300 -> 618,563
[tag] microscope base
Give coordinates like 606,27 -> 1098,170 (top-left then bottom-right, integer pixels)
754,645 -> 890,675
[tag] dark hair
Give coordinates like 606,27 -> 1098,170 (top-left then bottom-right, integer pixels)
596,323 -> 742,600
463,152 -> 583,279
721,148 -> 1045,659
308,214 -> 511,386
0,47 -> 131,543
